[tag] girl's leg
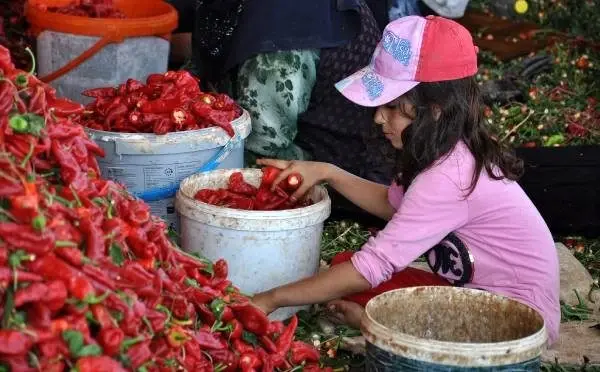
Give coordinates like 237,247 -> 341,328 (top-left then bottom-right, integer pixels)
330,252 -> 450,307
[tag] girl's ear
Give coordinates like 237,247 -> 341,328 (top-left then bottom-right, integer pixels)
432,105 -> 442,120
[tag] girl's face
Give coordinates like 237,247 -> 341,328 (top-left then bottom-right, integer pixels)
374,98 -> 415,149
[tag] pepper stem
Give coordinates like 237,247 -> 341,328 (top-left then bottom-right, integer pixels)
25,47 -> 36,76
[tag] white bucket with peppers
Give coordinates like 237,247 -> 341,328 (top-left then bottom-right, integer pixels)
175,168 -> 332,321
86,110 -> 252,233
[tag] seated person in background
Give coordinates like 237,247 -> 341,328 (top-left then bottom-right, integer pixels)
168,0 -> 401,188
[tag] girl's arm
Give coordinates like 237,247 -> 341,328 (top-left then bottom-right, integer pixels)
252,261 -> 371,314
257,159 -> 396,221
253,168 -> 469,314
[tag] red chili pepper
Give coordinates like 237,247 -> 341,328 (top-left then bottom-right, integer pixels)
257,348 -> 274,372
0,330 -> 34,355
228,318 -> 244,340
91,304 -> 115,329
127,340 -> 153,369
14,282 -> 49,307
192,329 -> 226,350
37,337 -> 69,358
44,280 -> 68,311
227,172 -> 258,196
0,223 -> 54,255
267,321 -> 285,336
68,275 -> 96,300
79,218 -> 106,260
275,315 -> 298,355
55,246 -> 85,267
0,247 -> 7,266
49,97 -> 84,117
39,359 -> 66,372
232,338 -> 253,354
230,303 -> 270,336
261,167 -> 281,187
207,110 -> 235,136
27,302 -> 52,329
239,352 -> 262,371
290,341 -> 321,364
76,356 -> 128,372
260,335 -> 278,354
166,325 -> 190,348
214,259 -> 228,279
82,87 -> 116,98
207,349 -> 239,372
0,267 -> 42,282
284,173 -> 303,193
98,327 -> 124,356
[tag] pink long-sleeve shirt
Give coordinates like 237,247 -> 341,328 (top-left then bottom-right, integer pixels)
351,141 -> 560,345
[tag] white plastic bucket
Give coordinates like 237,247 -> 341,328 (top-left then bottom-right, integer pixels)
86,110 -> 251,232
361,287 -> 548,371
175,168 -> 332,321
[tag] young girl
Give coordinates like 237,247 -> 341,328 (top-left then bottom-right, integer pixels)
251,15 -> 560,345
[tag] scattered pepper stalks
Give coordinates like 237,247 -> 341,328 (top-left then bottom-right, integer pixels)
0,45 -> 330,371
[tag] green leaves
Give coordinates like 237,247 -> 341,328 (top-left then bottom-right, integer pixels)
9,113 -> 45,137
62,330 -> 103,358
110,243 -> 125,266
242,330 -> 258,346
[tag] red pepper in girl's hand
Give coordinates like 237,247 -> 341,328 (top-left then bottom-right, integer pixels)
284,173 -> 303,193
261,167 -> 281,187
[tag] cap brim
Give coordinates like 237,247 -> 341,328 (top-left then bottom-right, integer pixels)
335,66 -> 419,107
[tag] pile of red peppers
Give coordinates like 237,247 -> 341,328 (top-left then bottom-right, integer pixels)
77,71 -> 241,136
45,0 -> 126,18
195,169 -> 313,211
0,45 -> 331,371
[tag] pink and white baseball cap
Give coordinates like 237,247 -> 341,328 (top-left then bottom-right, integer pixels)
335,15 -> 479,107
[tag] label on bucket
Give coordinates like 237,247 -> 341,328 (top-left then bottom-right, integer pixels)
102,161 -> 201,192
147,198 -> 179,232
99,159 -> 204,233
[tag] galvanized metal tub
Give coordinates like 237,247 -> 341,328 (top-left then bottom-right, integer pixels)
361,286 -> 548,371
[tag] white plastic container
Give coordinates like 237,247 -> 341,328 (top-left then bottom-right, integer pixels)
86,110 -> 251,232
37,32 -> 169,104
175,168 -> 332,320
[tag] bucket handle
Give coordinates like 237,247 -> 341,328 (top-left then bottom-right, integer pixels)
133,133 -> 243,202
38,29 -> 169,84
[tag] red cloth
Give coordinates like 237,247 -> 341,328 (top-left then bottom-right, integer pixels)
331,252 -> 451,307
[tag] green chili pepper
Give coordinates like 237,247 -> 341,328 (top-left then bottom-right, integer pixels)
9,116 -> 29,133
210,298 -> 225,319
32,214 -> 46,231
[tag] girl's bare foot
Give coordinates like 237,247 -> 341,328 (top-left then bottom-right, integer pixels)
326,300 -> 364,329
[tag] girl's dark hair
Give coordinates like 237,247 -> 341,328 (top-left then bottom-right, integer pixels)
396,77 -> 524,194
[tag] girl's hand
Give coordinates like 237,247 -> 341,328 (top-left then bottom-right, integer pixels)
256,159 -> 332,201
251,291 -> 278,315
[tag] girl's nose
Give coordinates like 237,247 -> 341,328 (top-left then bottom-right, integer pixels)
374,107 -> 386,126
